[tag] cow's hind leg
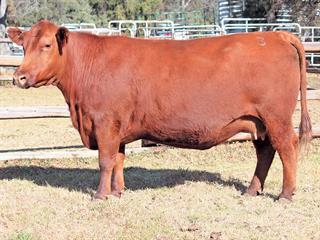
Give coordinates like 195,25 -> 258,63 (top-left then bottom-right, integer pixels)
246,136 -> 276,196
267,122 -> 299,201
111,145 -> 125,197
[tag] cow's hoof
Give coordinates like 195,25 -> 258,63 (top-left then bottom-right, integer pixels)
278,193 -> 293,202
111,190 -> 124,198
92,192 -> 108,201
244,188 -> 260,197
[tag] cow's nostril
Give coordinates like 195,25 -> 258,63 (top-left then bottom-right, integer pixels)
18,75 -> 27,86
12,77 -> 16,85
19,75 -> 27,81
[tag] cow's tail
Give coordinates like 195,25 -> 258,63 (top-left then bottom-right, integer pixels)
288,33 -> 312,151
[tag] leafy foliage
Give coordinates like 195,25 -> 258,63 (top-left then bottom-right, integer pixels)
7,0 -> 164,26
7,0 -> 93,26
4,0 -> 320,26
244,0 -> 320,25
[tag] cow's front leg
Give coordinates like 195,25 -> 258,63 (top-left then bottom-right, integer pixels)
111,145 -> 125,197
93,128 -> 121,200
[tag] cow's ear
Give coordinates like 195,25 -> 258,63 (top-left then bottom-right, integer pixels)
7,27 -> 24,45
55,27 -> 69,55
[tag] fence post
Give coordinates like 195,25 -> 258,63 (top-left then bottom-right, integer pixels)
245,19 -> 248,32
312,27 -> 315,42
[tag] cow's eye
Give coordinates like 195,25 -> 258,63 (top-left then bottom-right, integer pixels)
42,44 -> 51,51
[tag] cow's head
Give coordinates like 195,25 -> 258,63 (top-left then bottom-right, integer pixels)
7,20 -> 69,88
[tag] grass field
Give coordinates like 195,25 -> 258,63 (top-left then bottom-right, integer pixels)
0,140 -> 320,240
0,78 -> 320,240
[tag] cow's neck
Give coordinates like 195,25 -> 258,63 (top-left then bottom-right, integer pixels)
56,32 -> 98,132
57,32 -> 97,106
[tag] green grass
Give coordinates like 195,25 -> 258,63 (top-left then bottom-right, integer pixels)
9,232 -> 39,240
1,140 -> 320,240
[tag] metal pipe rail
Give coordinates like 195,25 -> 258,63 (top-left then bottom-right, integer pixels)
2,18 -> 320,68
108,20 -> 175,38
173,25 -> 225,40
306,53 -> 320,67
301,26 -> 320,43
222,22 -> 301,35
220,18 -> 320,43
221,18 -> 267,30
135,20 -> 174,39
62,26 -> 119,36
108,20 -> 136,37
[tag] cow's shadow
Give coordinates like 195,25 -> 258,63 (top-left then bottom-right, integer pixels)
0,165 -> 275,198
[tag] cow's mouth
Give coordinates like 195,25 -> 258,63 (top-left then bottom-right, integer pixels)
32,76 -> 58,88
14,79 -> 30,89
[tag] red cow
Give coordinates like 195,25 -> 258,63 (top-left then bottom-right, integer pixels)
7,20 -> 312,201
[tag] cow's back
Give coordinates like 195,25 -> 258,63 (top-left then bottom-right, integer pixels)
111,32 -> 300,147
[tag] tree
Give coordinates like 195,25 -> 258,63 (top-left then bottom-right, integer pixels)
5,0 -> 320,27
88,0 -> 164,25
0,0 -> 7,39
0,0 -> 7,25
7,0 -> 94,26
244,0 -> 320,25
163,0 -> 217,11
282,0 -> 320,25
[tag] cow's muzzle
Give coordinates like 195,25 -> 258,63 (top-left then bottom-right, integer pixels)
13,73 -> 29,89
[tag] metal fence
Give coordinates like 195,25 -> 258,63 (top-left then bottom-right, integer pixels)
221,18 -> 301,35
173,25 -> 224,40
108,20 -> 175,39
2,18 -> 320,68
306,53 -> 320,67
301,26 -> 320,42
2,18 -> 319,42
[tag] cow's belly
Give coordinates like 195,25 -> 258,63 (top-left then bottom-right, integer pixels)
143,128 -> 220,150
142,114 -> 265,150
143,127 -> 235,150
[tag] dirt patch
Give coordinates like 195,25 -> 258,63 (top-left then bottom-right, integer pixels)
0,86 -> 65,107
308,73 -> 320,89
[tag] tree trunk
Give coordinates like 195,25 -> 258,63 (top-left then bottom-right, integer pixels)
0,0 -> 7,28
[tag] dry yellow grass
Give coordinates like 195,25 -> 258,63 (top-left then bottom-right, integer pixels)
0,118 -> 82,151
0,140 -> 319,240
0,77 -> 319,240
0,86 -> 65,107
308,73 -> 320,89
